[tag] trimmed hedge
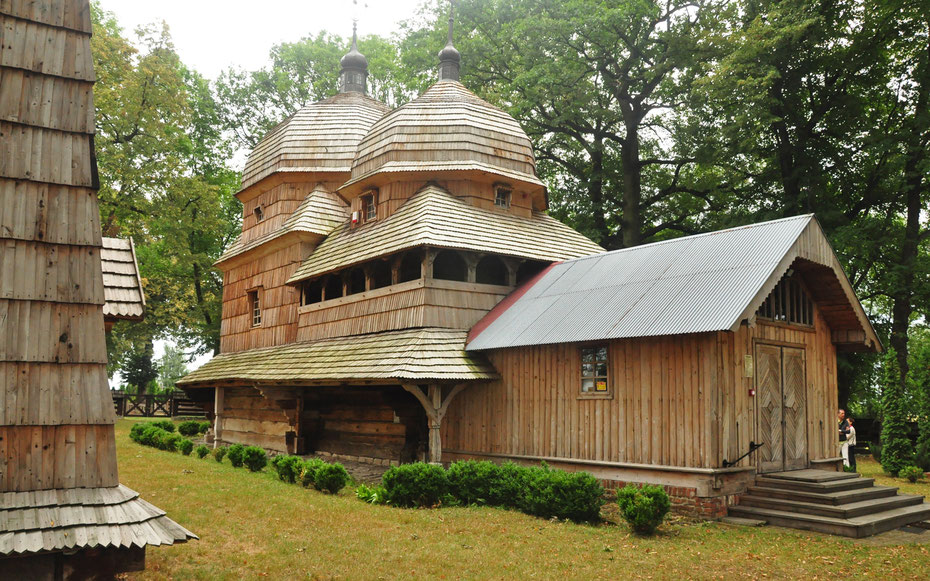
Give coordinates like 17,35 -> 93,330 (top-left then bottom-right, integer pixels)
212,446 -> 227,463
195,444 -> 210,459
378,461 -> 605,523
178,420 -> 211,437
242,446 -> 268,472
150,420 -> 175,433
227,444 -> 245,468
617,484 -> 671,535
314,463 -> 350,494
178,439 -> 194,456
271,455 -> 303,483
299,459 -> 326,487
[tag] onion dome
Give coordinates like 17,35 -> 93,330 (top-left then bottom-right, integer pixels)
341,80 -> 545,202
438,9 -> 460,82
339,21 -> 368,93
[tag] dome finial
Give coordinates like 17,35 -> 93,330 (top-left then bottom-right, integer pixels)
438,0 -> 460,82
340,18 -> 368,94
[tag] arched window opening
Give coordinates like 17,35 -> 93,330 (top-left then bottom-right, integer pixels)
323,275 -> 343,301
432,250 -> 467,282
347,268 -> 366,295
756,274 -> 813,326
303,279 -> 324,305
368,260 -> 392,290
398,251 -> 423,283
475,255 -> 509,286
516,260 -> 549,285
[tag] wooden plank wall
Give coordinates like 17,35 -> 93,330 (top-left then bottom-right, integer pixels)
219,245 -> 306,353
240,181 -> 340,244
361,179 -> 534,221
296,278 -> 509,341
443,333 -> 721,469
0,0 -> 119,493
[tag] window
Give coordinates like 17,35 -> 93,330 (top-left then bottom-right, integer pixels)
248,290 -> 261,327
368,260 -> 392,290
362,192 -> 377,221
398,251 -> 423,283
580,345 -> 609,394
346,268 -> 366,295
253,206 -> 264,222
323,275 -> 344,301
494,186 -> 511,209
756,273 -> 813,326
302,279 -> 323,305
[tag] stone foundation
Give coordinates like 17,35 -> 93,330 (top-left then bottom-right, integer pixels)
315,450 -> 400,467
604,480 -> 734,520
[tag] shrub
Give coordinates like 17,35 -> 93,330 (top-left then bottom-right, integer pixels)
271,455 -> 302,484
489,461 -> 530,507
514,464 -> 604,522
447,460 -> 504,506
299,459 -> 326,487
198,420 -> 211,434
227,444 -> 245,468
150,420 -> 175,433
178,420 -> 202,437
382,463 -> 449,508
212,446 -> 227,463
157,431 -> 183,452
129,422 -> 147,443
617,484 -> 671,535
242,446 -> 268,472
871,440 -> 882,463
195,445 -> 210,459
880,348 -> 915,475
900,465 -> 925,483
178,439 -> 194,456
314,463 -> 350,494
356,483 -> 388,504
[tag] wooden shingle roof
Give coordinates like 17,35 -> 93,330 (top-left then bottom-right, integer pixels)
177,328 -> 498,387
342,81 -> 543,196
0,485 -> 197,555
287,185 -> 604,284
216,187 -> 348,265
241,92 -> 391,192
101,237 -> 144,320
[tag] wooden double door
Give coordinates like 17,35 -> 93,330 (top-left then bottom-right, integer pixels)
756,343 -> 808,473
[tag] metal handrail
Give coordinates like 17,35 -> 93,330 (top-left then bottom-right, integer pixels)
722,441 -> 764,468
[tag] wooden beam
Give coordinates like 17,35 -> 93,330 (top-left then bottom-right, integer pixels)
401,383 -> 468,464
213,387 -> 225,448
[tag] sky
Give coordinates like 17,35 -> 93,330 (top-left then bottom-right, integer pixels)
96,0 -> 430,80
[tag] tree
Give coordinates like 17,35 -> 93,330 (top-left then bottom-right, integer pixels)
911,329 -> 930,471
880,348 -> 914,476
91,5 -> 240,383
157,345 -> 190,392
412,0 -> 734,249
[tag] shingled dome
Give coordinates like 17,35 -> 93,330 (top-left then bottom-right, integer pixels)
240,92 -> 391,191
341,81 -> 545,196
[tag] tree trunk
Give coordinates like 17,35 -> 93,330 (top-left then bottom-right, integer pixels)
587,137 -> 612,249
620,122 -> 642,248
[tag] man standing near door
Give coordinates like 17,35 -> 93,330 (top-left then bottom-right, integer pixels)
838,408 -> 850,449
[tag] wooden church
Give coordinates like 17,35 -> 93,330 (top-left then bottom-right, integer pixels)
178,14 -> 928,532
0,1 -> 195,577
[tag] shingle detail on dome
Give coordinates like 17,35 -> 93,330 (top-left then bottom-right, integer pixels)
344,81 -> 541,194
241,92 -> 391,191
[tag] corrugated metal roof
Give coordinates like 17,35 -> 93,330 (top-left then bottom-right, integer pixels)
287,185 -> 604,284
467,215 -> 815,350
178,328 -> 498,386
101,237 -> 144,320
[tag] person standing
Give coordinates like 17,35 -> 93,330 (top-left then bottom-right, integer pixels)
842,418 -> 857,471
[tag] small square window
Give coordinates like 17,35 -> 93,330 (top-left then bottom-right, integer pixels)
494,186 -> 511,209
248,290 -> 261,327
362,193 -> 377,221
580,345 -> 609,394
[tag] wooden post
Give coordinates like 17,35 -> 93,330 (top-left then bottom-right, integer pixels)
401,383 -> 467,464
213,387 -> 224,448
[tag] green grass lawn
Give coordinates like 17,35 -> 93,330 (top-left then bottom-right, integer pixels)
116,419 -> 930,580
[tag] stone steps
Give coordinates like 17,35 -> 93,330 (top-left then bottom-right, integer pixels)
728,469 -> 930,538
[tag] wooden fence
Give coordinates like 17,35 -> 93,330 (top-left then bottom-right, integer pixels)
111,391 -> 206,418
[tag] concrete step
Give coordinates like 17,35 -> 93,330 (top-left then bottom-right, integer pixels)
745,484 -> 899,505
728,502 -> 930,538
764,469 -> 859,483
755,475 -> 874,494
739,493 -> 924,518
720,516 -> 766,527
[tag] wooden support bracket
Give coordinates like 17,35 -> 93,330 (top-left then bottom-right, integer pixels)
401,383 -> 467,464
